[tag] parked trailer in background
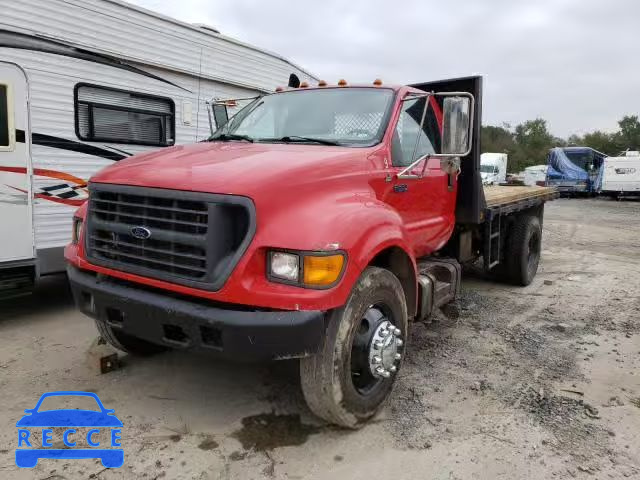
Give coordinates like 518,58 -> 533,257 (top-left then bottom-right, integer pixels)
545,147 -> 606,195
602,152 -> 640,198
0,0 -> 316,298
480,153 -> 507,185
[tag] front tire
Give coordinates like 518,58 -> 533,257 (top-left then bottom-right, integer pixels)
300,267 -> 408,428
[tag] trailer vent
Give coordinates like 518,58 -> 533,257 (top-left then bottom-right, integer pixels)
85,185 -> 255,291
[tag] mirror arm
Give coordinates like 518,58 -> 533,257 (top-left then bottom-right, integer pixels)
205,101 -> 214,136
398,154 -> 432,179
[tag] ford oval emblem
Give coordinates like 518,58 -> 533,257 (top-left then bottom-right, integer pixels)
130,226 -> 151,240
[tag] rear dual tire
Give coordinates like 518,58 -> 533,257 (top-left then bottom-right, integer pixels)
503,214 -> 542,286
300,267 -> 408,428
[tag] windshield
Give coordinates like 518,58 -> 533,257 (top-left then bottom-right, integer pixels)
564,149 -> 594,171
213,88 -> 395,147
480,164 -> 498,174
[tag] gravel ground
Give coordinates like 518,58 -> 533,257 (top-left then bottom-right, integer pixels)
1,197 -> 639,479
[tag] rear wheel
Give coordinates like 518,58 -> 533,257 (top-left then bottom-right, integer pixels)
300,267 -> 408,428
504,214 -> 542,286
95,317 -> 167,356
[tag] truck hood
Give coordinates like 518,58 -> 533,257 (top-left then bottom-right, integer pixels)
91,141 -> 368,197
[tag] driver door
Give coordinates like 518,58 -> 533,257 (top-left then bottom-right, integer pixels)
383,96 -> 453,256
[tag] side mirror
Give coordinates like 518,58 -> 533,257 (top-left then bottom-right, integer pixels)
441,95 -> 473,156
212,104 -> 229,129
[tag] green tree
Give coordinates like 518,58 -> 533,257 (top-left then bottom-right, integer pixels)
581,131 -> 618,155
511,118 -> 555,173
481,124 -> 515,155
615,115 -> 640,151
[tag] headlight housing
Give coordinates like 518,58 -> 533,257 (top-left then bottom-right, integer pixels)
269,252 -> 300,282
72,217 -> 83,244
268,250 -> 345,288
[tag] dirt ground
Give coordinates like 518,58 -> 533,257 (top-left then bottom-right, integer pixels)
1,197 -> 639,480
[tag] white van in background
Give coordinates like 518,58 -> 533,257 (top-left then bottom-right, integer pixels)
602,152 -> 640,198
480,153 -> 508,185
524,165 -> 548,186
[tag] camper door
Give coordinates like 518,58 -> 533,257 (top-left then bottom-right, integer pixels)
0,63 -> 34,264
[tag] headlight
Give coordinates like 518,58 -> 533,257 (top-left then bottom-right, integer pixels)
72,217 -> 83,244
269,251 -> 300,282
268,250 -> 345,288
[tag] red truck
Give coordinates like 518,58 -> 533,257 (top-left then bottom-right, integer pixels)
65,76 -> 556,428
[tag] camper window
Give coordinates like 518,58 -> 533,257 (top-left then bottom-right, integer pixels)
75,84 -> 175,146
0,84 -> 11,149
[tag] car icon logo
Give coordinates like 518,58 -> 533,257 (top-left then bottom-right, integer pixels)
130,226 -> 151,240
15,391 -> 124,469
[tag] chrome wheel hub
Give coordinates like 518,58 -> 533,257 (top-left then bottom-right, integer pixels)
368,320 -> 403,378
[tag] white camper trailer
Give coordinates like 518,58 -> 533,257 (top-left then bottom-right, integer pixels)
602,152 -> 640,198
480,153 -> 507,185
0,0 -> 316,296
524,165 -> 548,186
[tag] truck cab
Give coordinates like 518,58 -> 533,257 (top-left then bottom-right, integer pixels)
66,76 -> 556,427
480,153 -> 507,185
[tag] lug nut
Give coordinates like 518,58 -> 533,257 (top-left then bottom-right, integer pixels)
372,355 -> 382,364
376,367 -> 391,378
389,365 -> 397,373
395,339 -> 403,347
394,353 -> 402,361
393,328 -> 401,337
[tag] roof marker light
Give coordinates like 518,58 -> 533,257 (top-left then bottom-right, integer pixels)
275,86 -> 284,92
373,79 -> 383,86
318,80 -> 327,87
337,79 -> 347,86
300,81 -> 309,88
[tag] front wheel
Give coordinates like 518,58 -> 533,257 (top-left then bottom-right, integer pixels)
300,267 -> 408,428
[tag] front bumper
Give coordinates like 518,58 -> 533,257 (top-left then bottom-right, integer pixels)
68,266 -> 325,361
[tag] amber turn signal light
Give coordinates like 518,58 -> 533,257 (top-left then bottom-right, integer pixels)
303,254 -> 345,286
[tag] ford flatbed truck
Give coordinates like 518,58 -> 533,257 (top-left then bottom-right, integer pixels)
65,76 -> 557,427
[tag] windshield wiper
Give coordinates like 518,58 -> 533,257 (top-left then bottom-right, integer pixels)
261,135 -> 341,146
209,133 -> 254,143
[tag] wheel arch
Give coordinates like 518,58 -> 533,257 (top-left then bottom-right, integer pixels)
366,245 -> 417,319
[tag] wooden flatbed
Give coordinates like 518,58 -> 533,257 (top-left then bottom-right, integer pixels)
483,185 -> 558,208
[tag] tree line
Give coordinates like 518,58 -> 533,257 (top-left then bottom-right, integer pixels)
481,115 -> 640,173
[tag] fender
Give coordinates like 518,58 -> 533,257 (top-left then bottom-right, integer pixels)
254,191 -> 416,309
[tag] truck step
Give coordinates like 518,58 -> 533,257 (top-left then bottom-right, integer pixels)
416,258 -> 462,321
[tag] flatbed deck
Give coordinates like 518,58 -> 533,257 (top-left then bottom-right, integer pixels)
483,185 -> 558,208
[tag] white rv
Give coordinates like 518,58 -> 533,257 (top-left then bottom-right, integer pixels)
602,152 -> 640,197
0,0 -> 316,296
480,153 -> 507,185
524,165 -> 548,186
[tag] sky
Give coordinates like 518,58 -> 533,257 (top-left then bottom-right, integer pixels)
129,0 -> 639,138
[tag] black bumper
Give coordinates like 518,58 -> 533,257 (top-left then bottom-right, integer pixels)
67,266 -> 325,361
